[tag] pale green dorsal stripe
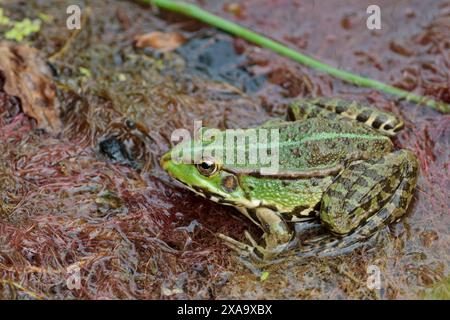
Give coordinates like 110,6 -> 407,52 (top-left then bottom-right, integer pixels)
181,132 -> 388,156
298,132 -> 388,143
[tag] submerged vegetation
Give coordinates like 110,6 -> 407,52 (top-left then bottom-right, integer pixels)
0,8 -> 41,42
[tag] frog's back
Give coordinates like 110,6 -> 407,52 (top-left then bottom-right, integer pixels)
275,118 -> 393,175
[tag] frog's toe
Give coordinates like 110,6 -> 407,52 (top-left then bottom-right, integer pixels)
253,246 -> 283,261
218,233 -> 256,258
218,233 -> 279,261
244,230 -> 259,247
303,233 -> 335,244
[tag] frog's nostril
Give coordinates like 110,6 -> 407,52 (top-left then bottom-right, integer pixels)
160,152 -> 172,168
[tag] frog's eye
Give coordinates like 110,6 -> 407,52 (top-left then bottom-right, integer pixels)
196,160 -> 218,176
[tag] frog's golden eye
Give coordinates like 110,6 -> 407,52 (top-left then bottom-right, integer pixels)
196,160 -> 218,176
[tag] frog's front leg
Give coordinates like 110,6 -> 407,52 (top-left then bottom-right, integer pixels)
219,207 -> 293,260
254,207 -> 293,258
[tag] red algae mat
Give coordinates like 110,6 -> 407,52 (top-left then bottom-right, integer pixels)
0,0 -> 449,299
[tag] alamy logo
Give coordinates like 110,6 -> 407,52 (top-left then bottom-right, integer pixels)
66,5 -> 81,30
66,264 -> 81,290
366,5 -> 381,30
171,121 -> 280,174
366,264 -> 381,290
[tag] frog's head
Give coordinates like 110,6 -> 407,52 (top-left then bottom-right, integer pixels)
161,150 -> 255,208
161,126 -> 282,209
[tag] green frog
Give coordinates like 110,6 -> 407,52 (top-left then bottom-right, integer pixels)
160,99 -> 419,260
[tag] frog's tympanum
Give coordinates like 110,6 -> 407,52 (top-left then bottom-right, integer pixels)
161,99 -> 419,260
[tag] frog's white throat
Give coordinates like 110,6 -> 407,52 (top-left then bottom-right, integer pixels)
174,179 -> 261,209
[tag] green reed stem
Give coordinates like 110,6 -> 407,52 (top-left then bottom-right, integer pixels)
141,0 -> 449,113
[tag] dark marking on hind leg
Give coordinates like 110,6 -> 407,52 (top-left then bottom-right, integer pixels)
294,150 -> 418,258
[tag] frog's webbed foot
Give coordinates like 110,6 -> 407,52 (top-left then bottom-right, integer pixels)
218,232 -> 257,259
218,232 -> 269,261
219,207 -> 294,261
218,231 -> 291,261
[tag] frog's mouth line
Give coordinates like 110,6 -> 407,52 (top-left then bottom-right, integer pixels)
173,178 -> 237,206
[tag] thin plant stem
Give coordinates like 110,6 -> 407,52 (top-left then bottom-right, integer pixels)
141,0 -> 449,113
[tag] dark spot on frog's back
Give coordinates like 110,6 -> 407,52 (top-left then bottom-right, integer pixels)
355,176 -> 369,188
291,147 -> 300,156
125,119 -> 136,129
357,142 -> 367,151
327,140 -> 337,149
335,104 -> 346,114
221,175 -> 238,193
327,121 -> 342,131
356,110 -> 371,123
281,180 -> 289,187
360,198 -> 373,211
365,168 -> 384,182
393,124 -> 403,133
372,115 -> 387,129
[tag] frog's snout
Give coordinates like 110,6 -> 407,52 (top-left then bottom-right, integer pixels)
160,152 -> 172,171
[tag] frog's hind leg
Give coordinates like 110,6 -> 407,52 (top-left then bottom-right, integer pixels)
288,100 -> 344,122
295,149 -> 418,257
289,98 -> 404,136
